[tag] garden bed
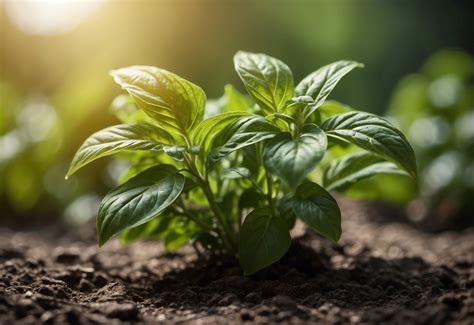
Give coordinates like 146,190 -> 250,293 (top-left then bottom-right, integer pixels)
1,197 -> 472,324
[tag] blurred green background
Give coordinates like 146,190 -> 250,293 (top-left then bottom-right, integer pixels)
1,0 -> 473,228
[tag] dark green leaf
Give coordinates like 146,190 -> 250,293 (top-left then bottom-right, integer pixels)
97,164 -> 185,246
208,115 -> 279,167
292,182 -> 341,241
321,111 -> 417,177
239,188 -> 262,209
295,61 -> 362,119
67,123 -> 172,178
239,208 -> 291,275
111,66 -> 205,134
241,145 -> 263,180
278,197 -> 297,229
263,124 -> 327,189
234,51 -> 294,115
323,152 -> 409,191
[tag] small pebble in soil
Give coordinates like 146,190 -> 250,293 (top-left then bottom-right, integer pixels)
218,293 -> 238,306
94,302 -> 139,320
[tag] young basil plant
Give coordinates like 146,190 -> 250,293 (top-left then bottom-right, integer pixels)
67,52 -> 417,275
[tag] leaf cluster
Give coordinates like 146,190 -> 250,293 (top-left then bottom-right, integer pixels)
68,52 -> 416,275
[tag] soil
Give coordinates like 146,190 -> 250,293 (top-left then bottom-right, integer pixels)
1,197 -> 473,324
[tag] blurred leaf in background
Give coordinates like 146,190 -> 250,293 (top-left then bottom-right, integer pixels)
387,50 -> 474,230
0,82 -> 104,226
333,50 -> 474,230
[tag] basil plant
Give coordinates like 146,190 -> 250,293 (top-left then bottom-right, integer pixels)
67,52 -> 417,275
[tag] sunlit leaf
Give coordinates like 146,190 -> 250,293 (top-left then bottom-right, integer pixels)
295,61 -> 362,119
111,66 -> 205,135
234,51 -> 294,115
67,123 -> 172,177
223,84 -> 254,112
191,111 -> 249,156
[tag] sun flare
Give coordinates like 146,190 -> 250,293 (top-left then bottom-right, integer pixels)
3,0 -> 106,36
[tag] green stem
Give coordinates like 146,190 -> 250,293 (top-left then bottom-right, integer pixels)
180,128 -> 238,254
174,201 -> 214,232
257,142 -> 279,217
265,171 -> 279,217
200,179 -> 238,253
183,153 -> 237,254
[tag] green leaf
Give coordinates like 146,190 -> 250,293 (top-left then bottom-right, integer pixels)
111,66 -> 205,134
318,100 -> 353,122
239,208 -> 291,275
263,124 -> 327,189
67,123 -> 172,178
162,218 -> 198,251
208,115 -> 279,167
278,197 -> 297,229
292,182 -> 341,241
239,188 -> 262,209
223,84 -> 254,112
204,84 -> 252,118
119,217 -> 162,244
321,111 -> 417,177
323,152 -> 409,191
234,51 -> 294,115
97,164 -> 185,246
241,145 -> 264,180
295,61 -> 363,119
191,111 -> 249,156
222,167 -> 251,180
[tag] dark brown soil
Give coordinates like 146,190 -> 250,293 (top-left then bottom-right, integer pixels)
1,198 -> 473,324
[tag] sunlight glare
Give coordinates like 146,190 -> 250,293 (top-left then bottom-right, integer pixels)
3,0 -> 106,36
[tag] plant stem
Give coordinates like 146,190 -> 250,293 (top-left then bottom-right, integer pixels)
183,154 -> 237,254
265,171 -> 279,217
256,142 -> 279,217
173,201 -> 214,232
200,179 -> 238,253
